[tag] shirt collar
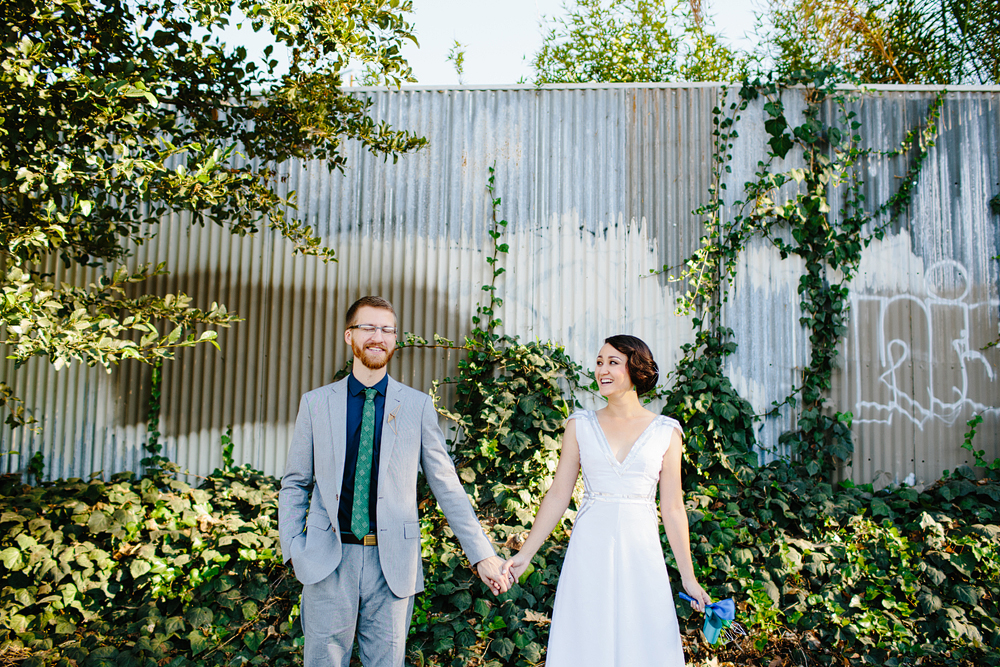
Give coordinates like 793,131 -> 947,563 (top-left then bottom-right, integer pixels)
348,372 -> 388,397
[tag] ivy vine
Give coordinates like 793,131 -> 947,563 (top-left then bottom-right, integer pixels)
665,67 -> 943,478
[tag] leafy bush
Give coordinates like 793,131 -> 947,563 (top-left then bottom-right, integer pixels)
0,461 -> 302,667
407,331 -> 585,667
662,328 -> 1000,665
2,354 -> 999,667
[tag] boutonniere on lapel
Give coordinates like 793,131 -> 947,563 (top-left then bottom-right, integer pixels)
387,406 -> 401,435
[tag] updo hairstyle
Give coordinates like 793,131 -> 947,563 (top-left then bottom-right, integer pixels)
603,335 -> 659,395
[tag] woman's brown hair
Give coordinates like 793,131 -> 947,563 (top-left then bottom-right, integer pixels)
603,335 -> 659,395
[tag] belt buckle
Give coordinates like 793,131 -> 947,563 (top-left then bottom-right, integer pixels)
362,534 -> 377,546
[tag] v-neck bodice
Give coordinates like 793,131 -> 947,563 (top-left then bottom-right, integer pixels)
571,410 -> 683,501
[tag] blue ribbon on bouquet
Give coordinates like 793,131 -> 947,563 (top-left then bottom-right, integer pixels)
679,592 -> 736,645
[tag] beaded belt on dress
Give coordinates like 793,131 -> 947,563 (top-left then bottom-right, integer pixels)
582,490 -> 656,505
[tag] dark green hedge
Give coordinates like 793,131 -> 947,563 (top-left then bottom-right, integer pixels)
2,327 -> 999,667
2,445 -> 999,667
0,466 -> 301,667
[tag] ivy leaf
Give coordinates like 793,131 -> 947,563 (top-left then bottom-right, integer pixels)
242,601 -> 258,621
243,630 -> 265,652
520,641 -> 543,663
917,588 -> 942,613
88,510 -> 112,533
764,117 -> 788,137
187,630 -> 211,654
130,560 -> 151,578
54,618 -> 77,634
491,637 -> 515,659
870,498 -> 891,517
714,402 -> 738,422
951,584 -> 981,606
451,590 -> 472,611
9,614 -> 29,633
186,607 -> 214,629
979,485 -> 1000,502
473,598 -> 492,618
1,546 -> 22,569
763,580 -> 781,605
164,616 -> 186,635
924,565 -> 947,586
768,134 -> 794,159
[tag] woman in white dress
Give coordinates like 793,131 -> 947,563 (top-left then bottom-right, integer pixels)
501,335 -> 712,666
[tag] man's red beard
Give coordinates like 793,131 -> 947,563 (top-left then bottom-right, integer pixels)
352,338 -> 395,370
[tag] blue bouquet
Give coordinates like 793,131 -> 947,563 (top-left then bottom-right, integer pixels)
678,592 -> 737,645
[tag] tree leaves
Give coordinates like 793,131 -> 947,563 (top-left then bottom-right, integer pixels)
762,0 -> 999,85
532,0 -> 746,84
1,0 -> 427,427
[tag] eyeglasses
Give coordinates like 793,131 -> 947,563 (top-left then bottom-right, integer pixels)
349,324 -> 398,336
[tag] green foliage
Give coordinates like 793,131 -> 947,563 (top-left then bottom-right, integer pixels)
658,328 -> 1000,663
0,383 -> 36,431
760,0 -> 1000,84
140,361 -> 178,482
0,0 -> 426,429
3,74 -> 997,667
961,414 -> 998,471
0,462 -> 303,667
405,167 -> 586,667
26,452 -> 44,487
662,325 -> 759,490
666,67 -> 942,479
532,0 -> 746,84
446,40 -> 467,85
644,68 -> 999,664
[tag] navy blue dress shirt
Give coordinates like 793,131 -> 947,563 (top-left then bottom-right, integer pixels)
338,373 -> 388,536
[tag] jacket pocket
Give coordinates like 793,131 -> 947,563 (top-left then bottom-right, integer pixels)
307,512 -> 332,531
403,521 -> 420,539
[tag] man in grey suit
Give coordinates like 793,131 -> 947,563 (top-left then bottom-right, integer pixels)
279,296 -> 510,667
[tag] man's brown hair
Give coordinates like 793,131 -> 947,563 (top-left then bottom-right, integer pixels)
345,296 -> 396,328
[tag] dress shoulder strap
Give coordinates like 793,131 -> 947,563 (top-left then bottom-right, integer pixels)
658,415 -> 684,439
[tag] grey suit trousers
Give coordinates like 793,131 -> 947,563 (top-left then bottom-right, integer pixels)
303,544 -> 414,667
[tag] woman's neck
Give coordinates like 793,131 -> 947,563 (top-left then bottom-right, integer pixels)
603,390 -> 646,418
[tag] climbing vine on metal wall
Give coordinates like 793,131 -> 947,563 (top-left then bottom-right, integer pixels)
663,67 -> 943,479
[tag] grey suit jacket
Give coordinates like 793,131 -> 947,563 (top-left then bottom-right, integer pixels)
278,375 -> 496,597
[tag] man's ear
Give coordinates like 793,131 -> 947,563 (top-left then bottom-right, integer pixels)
344,328 -> 352,346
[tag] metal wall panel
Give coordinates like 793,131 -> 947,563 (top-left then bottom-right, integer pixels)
2,84 -> 997,488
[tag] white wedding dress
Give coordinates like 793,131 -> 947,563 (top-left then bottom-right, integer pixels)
545,410 -> 686,666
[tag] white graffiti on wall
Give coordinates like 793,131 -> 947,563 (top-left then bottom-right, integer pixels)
852,260 -> 1000,429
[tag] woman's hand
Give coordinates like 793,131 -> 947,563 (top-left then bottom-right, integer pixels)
500,551 -> 532,585
682,578 -> 712,613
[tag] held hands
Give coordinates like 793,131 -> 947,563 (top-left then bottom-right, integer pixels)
499,551 -> 532,584
682,578 -> 712,613
475,556 -> 512,596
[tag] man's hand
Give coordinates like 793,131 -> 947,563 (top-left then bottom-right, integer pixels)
475,556 -> 511,596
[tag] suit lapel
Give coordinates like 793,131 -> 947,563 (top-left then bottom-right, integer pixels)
379,376 -> 404,480
326,378 -> 349,498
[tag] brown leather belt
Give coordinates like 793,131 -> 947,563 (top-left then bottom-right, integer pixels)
341,532 -> 378,546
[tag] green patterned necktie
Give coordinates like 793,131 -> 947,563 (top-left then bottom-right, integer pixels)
351,387 -> 378,540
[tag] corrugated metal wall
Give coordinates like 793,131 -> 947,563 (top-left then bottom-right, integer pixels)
2,83 -> 998,488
